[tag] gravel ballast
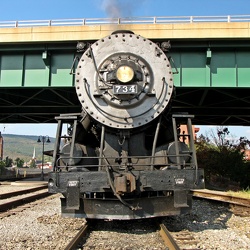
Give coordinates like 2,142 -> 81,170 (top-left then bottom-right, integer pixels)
0,187 -> 249,249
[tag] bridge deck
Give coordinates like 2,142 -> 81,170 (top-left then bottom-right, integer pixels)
0,22 -> 250,42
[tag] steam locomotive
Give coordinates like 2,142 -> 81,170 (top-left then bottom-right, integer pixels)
48,31 -> 205,220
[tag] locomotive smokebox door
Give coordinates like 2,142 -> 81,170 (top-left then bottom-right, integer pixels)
66,180 -> 80,210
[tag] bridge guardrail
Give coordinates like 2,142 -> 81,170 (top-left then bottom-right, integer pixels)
0,15 -> 250,28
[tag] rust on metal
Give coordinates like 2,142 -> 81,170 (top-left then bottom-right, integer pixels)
192,189 -> 250,207
159,224 -> 180,250
64,224 -> 89,250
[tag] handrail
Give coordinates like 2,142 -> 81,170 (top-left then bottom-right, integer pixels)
0,15 -> 250,28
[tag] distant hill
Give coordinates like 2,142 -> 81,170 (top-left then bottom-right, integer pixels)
1,134 -> 55,162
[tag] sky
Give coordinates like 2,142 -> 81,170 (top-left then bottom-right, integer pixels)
0,0 -> 250,21
0,0 -> 250,139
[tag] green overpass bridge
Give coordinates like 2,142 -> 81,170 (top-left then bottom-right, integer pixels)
0,16 -> 250,126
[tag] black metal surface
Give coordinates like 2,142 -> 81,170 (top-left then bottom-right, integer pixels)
46,32 -> 205,220
49,169 -> 204,194
60,196 -> 189,220
48,168 -> 203,219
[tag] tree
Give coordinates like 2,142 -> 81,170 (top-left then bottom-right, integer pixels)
15,157 -> 24,168
196,127 -> 250,189
0,160 -> 5,174
0,157 -> 14,175
30,159 -> 36,168
237,136 -> 250,151
5,157 -> 13,168
217,127 -> 230,147
196,134 -> 219,181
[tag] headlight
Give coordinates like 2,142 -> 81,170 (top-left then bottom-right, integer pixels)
116,65 -> 134,83
48,179 -> 54,187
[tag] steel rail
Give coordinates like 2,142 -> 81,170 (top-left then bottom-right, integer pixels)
192,189 -> 250,208
0,189 -> 51,213
64,224 -> 89,250
0,185 -> 47,199
159,224 -> 181,250
0,15 -> 250,28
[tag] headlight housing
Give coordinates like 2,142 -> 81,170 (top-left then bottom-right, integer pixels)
116,65 -> 134,83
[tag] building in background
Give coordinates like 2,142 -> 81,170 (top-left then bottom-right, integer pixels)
179,125 -> 200,143
243,149 -> 250,161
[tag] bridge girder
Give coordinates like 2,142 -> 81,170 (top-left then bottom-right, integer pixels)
0,87 -> 249,126
0,38 -> 250,126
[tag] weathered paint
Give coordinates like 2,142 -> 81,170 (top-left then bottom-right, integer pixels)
0,22 -> 250,42
1,50 -> 250,88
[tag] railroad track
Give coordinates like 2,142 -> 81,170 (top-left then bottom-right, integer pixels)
63,190 -> 250,249
0,184 -> 248,248
192,189 -> 250,216
64,223 -> 89,250
159,223 -> 181,250
160,224 -> 201,250
0,185 -> 46,199
1,186 -> 247,248
0,184 -> 51,218
63,220 -> 199,250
